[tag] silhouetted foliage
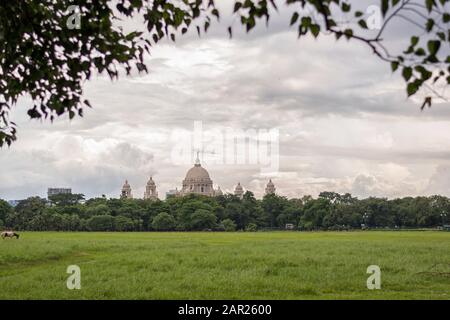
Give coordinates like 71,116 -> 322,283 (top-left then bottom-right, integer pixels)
2,191 -> 449,231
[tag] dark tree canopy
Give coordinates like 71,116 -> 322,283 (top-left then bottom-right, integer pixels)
0,0 -> 449,146
2,192 -> 449,231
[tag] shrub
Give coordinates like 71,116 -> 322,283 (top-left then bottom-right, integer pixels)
115,216 -> 135,231
245,223 -> 257,232
87,215 -> 114,231
190,209 -> 217,231
152,212 -> 175,231
222,219 -> 236,232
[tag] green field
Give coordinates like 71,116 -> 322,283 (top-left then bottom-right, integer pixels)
0,231 -> 449,299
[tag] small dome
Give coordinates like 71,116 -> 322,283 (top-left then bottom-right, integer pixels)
235,182 -> 243,191
123,180 -> 130,188
267,179 -> 274,186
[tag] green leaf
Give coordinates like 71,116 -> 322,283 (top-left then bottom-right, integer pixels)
407,82 -> 419,97
343,28 -> 353,40
415,48 -> 426,56
301,16 -> 311,27
427,40 -> 441,55
444,13 -> 450,23
391,61 -> 399,72
381,0 -> 389,17
415,66 -> 432,81
358,19 -> 368,29
342,2 -> 351,12
310,24 -> 320,38
211,9 -> 220,20
425,0 -> 435,13
290,12 -> 299,26
233,2 -> 242,13
426,19 -> 435,32
402,67 -> 412,81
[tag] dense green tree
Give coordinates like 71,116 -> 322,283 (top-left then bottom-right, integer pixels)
299,198 -> 331,230
0,199 -> 13,223
245,223 -> 258,232
48,193 -> 85,207
261,194 -> 289,228
175,198 -> 213,230
190,209 -> 217,231
4,190 -> 450,231
7,197 -> 47,230
85,204 -> 111,217
151,212 -> 176,231
221,218 -> 237,232
115,216 -> 136,231
87,215 -> 115,231
145,201 -> 168,230
242,191 -> 264,228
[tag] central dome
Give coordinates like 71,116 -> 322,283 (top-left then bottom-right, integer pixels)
181,156 -> 215,196
185,163 -> 211,180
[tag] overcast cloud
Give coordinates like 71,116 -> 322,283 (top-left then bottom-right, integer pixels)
1,1 -> 450,200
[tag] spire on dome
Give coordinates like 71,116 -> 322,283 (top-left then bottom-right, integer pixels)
195,150 -> 201,166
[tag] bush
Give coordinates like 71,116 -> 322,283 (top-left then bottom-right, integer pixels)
190,209 -> 217,231
115,216 -> 135,231
87,215 -> 114,231
221,219 -> 236,232
86,204 -> 111,216
245,223 -> 257,232
152,212 -> 175,231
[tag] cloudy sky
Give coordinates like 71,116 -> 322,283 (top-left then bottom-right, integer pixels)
1,1 -> 450,200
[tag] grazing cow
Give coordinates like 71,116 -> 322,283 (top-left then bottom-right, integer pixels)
1,231 -> 20,239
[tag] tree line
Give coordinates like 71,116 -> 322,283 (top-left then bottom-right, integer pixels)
0,191 -> 449,232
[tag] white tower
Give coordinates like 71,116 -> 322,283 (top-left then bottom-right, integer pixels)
265,179 -> 276,195
234,182 -> 244,199
121,180 -> 133,199
144,176 -> 158,200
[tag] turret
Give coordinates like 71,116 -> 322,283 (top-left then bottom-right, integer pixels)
265,179 -> 276,195
121,180 -> 133,199
234,182 -> 244,199
144,176 -> 158,200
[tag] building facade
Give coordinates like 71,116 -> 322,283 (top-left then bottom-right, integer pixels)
47,188 -> 72,199
119,157 -> 278,200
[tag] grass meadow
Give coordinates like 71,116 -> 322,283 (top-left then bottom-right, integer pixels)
0,231 -> 449,299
